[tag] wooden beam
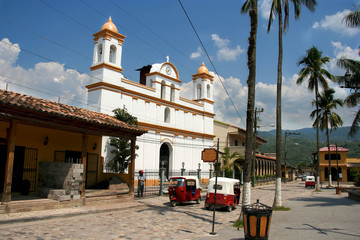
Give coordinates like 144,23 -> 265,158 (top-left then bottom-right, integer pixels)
2,120 -> 17,204
129,139 -> 136,195
80,133 -> 88,205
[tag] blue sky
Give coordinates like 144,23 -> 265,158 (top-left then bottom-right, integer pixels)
0,0 -> 359,132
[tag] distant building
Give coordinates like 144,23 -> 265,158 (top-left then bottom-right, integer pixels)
86,17 -> 215,174
213,120 -> 275,178
319,144 -> 360,182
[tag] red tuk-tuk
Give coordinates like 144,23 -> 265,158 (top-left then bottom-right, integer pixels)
168,176 -> 201,207
205,177 -> 241,212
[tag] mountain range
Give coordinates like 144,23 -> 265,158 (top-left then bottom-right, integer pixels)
258,127 -> 360,167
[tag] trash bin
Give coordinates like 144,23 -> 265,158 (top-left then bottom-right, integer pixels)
335,186 -> 342,194
242,199 -> 273,240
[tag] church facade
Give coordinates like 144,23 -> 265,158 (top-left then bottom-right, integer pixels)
86,17 -> 215,174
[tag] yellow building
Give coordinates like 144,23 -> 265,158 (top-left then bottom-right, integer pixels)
319,145 -> 360,182
0,89 -> 145,213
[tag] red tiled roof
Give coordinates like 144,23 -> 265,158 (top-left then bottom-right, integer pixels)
319,145 -> 349,152
255,154 -> 276,161
0,89 -> 145,136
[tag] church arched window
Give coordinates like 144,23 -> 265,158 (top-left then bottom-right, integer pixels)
207,84 -> 211,98
97,44 -> 103,63
197,84 -> 201,99
109,45 -> 116,64
164,107 -> 170,123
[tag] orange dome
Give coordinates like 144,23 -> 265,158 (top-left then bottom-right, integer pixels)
197,62 -> 209,74
101,17 -> 118,33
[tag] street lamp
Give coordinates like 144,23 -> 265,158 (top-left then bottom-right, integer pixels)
284,131 -> 300,183
252,107 -> 263,187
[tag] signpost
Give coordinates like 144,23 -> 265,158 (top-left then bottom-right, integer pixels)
202,139 -> 219,235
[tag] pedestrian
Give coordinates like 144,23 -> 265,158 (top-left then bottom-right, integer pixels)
138,170 -> 146,197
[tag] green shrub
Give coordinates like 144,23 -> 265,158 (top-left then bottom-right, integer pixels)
354,175 -> 360,187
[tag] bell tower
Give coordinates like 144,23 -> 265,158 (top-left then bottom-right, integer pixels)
90,17 -> 126,85
192,62 -> 214,102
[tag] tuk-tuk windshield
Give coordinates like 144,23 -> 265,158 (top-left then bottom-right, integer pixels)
169,178 -> 185,187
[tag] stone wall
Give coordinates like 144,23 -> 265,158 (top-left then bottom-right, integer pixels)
38,162 -> 83,201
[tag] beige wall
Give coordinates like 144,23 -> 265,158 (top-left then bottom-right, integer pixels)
0,121 -> 102,191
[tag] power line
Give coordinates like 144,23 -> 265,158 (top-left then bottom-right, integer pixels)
178,0 -> 245,129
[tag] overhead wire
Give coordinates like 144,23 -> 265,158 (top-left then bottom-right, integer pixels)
2,1 -> 246,130
178,0 -> 246,129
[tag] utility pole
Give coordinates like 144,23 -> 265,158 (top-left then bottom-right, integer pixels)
252,107 -> 263,187
284,131 -> 300,183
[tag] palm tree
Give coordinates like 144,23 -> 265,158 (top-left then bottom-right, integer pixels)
337,58 -> 360,137
338,8 -> 360,137
220,147 -> 243,178
267,0 -> 317,208
343,5 -> 360,27
296,46 -> 335,190
311,88 -> 343,186
241,0 -> 258,207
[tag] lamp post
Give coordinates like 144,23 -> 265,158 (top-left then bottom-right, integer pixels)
284,131 -> 300,183
336,143 -> 339,188
252,107 -> 263,187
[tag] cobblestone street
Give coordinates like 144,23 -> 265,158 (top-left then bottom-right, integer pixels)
0,181 -> 312,240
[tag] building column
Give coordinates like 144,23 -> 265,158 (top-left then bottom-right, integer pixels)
81,133 -> 88,205
2,120 -> 17,212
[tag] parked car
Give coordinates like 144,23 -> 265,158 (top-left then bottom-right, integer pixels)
302,175 -> 307,181
296,175 -> 304,180
305,176 -> 315,188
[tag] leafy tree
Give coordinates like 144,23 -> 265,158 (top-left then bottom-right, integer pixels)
343,5 -> 360,27
296,46 -> 335,190
241,0 -> 258,207
267,0 -> 317,207
106,107 -> 139,173
219,147 -> 243,178
311,88 -> 343,186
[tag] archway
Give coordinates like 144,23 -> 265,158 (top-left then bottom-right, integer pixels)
331,167 -> 341,181
324,167 -> 329,180
159,143 -> 170,179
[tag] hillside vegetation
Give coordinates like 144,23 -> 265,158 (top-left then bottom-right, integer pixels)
258,127 -> 360,167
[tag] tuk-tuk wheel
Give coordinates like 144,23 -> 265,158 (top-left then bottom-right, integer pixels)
170,201 -> 176,207
226,205 -> 232,212
196,198 -> 200,204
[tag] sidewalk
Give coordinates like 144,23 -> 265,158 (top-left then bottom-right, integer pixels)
200,187 -> 360,240
1,181 -> 359,240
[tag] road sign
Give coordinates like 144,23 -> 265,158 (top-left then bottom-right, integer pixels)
202,148 -> 217,162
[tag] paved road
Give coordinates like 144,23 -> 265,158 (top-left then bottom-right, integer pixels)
0,181 -> 358,240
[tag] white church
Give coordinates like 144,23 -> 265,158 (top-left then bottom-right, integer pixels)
86,17 -> 215,175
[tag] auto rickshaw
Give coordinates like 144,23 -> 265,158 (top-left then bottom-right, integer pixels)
205,177 -> 241,212
168,176 -> 201,207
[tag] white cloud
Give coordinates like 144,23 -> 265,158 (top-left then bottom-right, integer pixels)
327,41 -> 360,76
190,47 -> 202,59
0,38 -> 89,108
211,34 -> 244,61
180,68 -> 355,131
0,38 -> 20,65
312,9 -> 360,37
259,0 -> 272,20
211,34 -> 230,48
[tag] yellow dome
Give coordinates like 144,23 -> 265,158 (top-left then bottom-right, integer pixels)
197,62 -> 209,74
101,17 -> 118,33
